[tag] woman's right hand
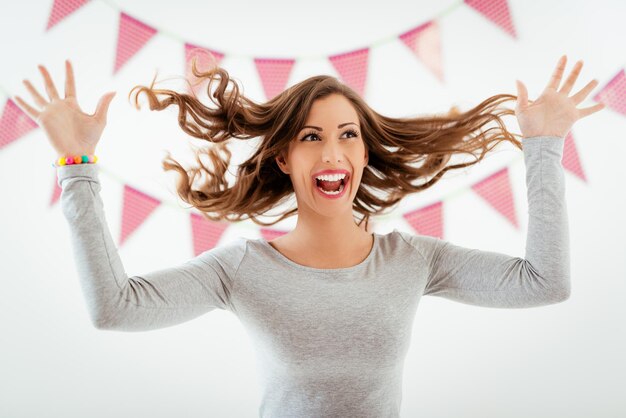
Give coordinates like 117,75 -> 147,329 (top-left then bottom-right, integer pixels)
13,59 -> 117,158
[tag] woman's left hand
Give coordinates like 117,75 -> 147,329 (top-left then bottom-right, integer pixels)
515,55 -> 605,139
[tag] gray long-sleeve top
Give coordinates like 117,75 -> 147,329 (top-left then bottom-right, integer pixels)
56,135 -> 570,417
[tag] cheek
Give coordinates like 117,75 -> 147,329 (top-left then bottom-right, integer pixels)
292,175 -> 312,194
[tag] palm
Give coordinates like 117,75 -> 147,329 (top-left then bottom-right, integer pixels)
13,59 -> 116,157
515,55 -> 605,139
41,97 -> 104,154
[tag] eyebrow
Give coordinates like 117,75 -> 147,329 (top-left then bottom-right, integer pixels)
301,122 -> 357,131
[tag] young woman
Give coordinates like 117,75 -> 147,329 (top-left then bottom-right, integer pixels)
15,55 -> 603,417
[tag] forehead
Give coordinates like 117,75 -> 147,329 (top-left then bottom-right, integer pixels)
304,94 -> 359,124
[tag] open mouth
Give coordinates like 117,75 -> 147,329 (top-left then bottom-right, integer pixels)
313,173 -> 350,198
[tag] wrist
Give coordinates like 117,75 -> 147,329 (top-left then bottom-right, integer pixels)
56,148 -> 96,157
54,153 -> 98,167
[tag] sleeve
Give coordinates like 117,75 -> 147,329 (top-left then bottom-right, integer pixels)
56,163 -> 246,331
401,135 -> 571,309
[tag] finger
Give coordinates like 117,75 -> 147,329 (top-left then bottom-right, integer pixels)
94,91 -> 116,123
515,80 -> 529,111
571,79 -> 599,104
13,95 -> 41,122
22,79 -> 48,108
37,64 -> 60,100
65,59 -> 76,98
560,60 -> 583,95
545,55 -> 567,91
578,102 -> 605,118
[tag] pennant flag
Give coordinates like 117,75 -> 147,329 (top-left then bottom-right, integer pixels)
259,228 -> 289,242
114,12 -> 158,75
190,212 -> 229,256
50,176 -> 62,207
398,20 -> 445,82
184,44 -> 225,98
562,132 -> 587,182
0,99 -> 39,150
464,0 -> 517,38
403,201 -> 444,239
593,69 -> 626,116
329,47 -> 370,98
254,58 -> 296,101
45,0 -> 90,31
119,185 -> 161,246
471,167 -> 518,229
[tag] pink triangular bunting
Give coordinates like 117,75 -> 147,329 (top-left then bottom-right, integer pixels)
464,0 -> 517,38
403,201 -> 444,239
254,58 -> 296,100
398,20 -> 444,82
114,12 -> 158,75
562,132 -> 587,182
190,212 -> 229,256
119,185 -> 161,246
184,44 -> 225,98
45,0 -> 90,31
593,69 -> 626,116
0,99 -> 39,150
471,167 -> 518,228
328,47 -> 370,98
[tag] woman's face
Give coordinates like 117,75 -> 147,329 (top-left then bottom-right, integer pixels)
276,94 -> 369,216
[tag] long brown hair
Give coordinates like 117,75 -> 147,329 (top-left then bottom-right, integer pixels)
128,57 -> 523,231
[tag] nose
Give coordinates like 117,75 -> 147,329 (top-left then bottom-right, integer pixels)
321,140 -> 344,163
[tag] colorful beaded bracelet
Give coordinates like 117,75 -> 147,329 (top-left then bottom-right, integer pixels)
51,154 -> 98,168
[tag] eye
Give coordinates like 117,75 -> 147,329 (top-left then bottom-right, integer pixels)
300,128 -> 360,142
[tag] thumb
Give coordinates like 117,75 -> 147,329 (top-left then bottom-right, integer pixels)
515,80 -> 528,111
94,91 -> 116,122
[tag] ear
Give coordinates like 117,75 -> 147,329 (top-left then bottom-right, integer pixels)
275,152 -> 290,175
364,149 -> 369,166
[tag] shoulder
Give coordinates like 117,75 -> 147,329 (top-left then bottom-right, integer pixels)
195,237 -> 249,280
388,229 -> 445,263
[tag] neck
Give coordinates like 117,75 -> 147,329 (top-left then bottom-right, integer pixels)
287,210 -> 372,258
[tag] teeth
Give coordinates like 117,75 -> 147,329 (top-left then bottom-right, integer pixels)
315,173 -> 347,181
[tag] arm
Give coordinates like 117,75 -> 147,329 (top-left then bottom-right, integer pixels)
403,135 -> 570,308
57,163 -> 245,331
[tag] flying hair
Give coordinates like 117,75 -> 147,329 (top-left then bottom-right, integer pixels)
128,55 -> 524,231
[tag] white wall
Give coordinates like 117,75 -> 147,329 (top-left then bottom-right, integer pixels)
1,0 -> 625,417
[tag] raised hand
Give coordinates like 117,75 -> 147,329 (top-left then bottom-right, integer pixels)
13,59 -> 117,158
515,55 -> 605,139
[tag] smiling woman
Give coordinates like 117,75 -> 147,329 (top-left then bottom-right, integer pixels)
35,52 -> 598,417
